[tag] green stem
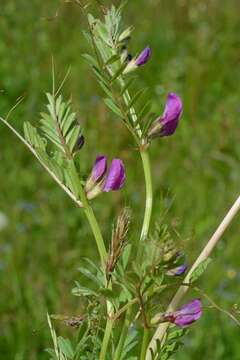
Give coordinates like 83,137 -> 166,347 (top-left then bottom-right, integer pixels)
99,319 -> 114,360
139,150 -> 153,243
69,161 -> 107,266
112,83 -> 153,359
119,80 -> 153,245
114,307 -> 132,360
84,206 -> 108,265
140,328 -> 150,360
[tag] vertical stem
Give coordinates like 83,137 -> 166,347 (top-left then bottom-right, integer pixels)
114,307 -> 132,360
146,195 -> 240,359
140,328 -> 150,360
84,205 -> 108,265
119,80 -> 153,245
99,319 -> 114,360
113,83 -> 153,359
139,150 -> 153,243
69,161 -> 107,266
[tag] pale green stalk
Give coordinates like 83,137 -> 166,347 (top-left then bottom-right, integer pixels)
68,161 -> 108,265
139,150 -> 153,242
112,81 -> 153,359
85,16 -> 154,358
113,307 -> 132,360
119,81 -> 153,244
99,319 -> 114,360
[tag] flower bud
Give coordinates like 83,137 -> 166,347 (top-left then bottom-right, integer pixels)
123,46 -> 151,74
148,93 -> 183,139
135,47 -> 152,66
73,134 -> 85,154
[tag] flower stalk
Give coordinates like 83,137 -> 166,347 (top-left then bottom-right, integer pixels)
139,150 -> 153,243
113,310 -> 131,360
99,318 -> 114,360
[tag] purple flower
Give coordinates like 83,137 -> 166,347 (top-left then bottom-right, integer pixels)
164,299 -> 202,328
85,157 -> 126,199
103,159 -> 125,192
160,93 -> 183,136
135,47 -> 152,66
148,93 -> 183,139
123,46 -> 151,74
166,264 -> 188,277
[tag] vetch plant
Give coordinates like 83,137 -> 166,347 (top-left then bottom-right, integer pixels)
1,2 -> 240,360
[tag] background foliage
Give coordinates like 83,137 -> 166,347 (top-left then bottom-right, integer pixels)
1,0 -> 240,358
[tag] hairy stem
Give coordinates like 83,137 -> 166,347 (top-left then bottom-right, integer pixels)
146,195 -> 240,359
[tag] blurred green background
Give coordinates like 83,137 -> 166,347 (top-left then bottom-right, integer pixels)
1,0 -> 240,358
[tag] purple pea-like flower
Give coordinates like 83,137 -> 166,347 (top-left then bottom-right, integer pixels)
164,299 -> 202,328
103,159 -> 125,192
160,93 -> 183,136
135,47 -> 152,67
148,93 -> 183,139
123,46 -> 151,74
85,156 -> 126,199
166,264 -> 188,277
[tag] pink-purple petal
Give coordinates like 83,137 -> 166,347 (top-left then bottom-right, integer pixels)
166,264 -> 188,276
159,93 -> 183,136
164,299 -> 202,328
92,155 -> 108,182
135,47 -> 152,66
103,159 -> 126,192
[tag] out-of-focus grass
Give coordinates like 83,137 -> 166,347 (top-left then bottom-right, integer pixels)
1,0 -> 240,358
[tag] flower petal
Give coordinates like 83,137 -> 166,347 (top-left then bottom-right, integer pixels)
159,93 -> 183,136
92,155 -> 108,182
166,264 -> 188,276
85,155 -> 108,194
135,47 -> 152,66
164,299 -> 202,328
103,159 -> 126,192
174,299 -> 202,327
